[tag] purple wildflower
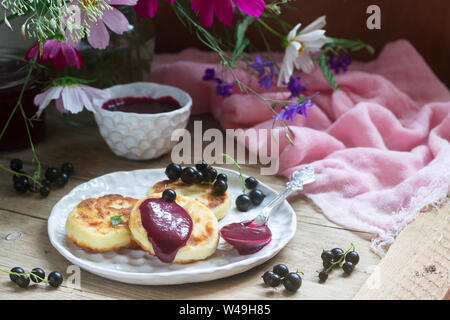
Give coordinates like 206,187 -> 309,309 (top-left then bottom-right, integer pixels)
216,83 -> 234,97
249,55 -> 278,90
286,76 -> 307,99
203,67 -> 234,97
327,49 -> 352,74
274,95 -> 315,121
203,68 -> 216,81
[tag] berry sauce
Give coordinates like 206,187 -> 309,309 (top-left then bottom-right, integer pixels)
139,198 -> 193,263
220,220 -> 272,255
102,96 -> 181,114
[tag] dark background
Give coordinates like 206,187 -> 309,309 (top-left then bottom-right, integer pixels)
154,0 -> 450,87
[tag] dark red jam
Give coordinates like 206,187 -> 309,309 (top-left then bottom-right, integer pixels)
139,198 -> 193,263
219,220 -> 272,255
102,96 -> 181,114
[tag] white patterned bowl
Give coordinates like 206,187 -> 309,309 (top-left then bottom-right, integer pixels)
93,82 -> 192,160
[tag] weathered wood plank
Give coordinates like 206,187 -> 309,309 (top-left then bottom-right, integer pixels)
354,200 -> 450,300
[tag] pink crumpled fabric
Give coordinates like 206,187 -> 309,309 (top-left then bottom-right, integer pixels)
150,40 -> 450,255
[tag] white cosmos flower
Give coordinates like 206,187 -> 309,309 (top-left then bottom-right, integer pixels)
277,15 -> 327,86
34,84 -> 110,117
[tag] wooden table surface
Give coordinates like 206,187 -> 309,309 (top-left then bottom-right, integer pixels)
0,112 -> 448,300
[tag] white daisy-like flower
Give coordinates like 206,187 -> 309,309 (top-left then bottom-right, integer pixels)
277,16 -> 327,86
34,84 -> 110,117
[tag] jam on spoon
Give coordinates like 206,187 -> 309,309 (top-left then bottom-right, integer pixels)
219,167 -> 316,255
139,197 -> 193,263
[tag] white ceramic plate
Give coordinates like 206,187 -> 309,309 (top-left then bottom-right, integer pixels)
48,168 -> 296,285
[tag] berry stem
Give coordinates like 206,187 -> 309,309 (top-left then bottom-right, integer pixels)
221,153 -> 246,193
0,268 -> 49,285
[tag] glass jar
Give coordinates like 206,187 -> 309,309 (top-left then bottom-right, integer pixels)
0,47 -> 45,151
73,6 -> 156,89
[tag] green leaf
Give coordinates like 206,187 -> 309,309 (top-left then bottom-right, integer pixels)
314,52 -> 338,90
110,215 -> 122,227
325,37 -> 375,54
231,16 -> 255,65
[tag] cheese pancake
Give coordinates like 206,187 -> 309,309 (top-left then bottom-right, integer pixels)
65,194 -> 138,252
147,180 -> 231,220
129,194 -> 219,264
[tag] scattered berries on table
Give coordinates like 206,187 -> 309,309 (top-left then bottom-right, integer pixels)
45,167 -> 59,182
162,189 -> 177,202
61,162 -> 74,176
342,261 -> 355,274
10,158 -> 23,171
262,265 -> 303,292
48,271 -> 64,288
273,264 -> 289,277
235,194 -> 252,212
30,268 -> 45,283
344,251 -> 360,265
245,177 -> 258,190
262,271 -> 281,287
318,244 -> 359,283
283,272 -> 302,292
8,159 -> 74,197
3,267 -> 63,289
165,163 -> 182,180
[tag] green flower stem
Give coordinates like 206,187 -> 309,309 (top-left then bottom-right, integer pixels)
325,243 -> 355,273
256,18 -> 284,40
222,153 -> 246,193
0,268 -> 48,285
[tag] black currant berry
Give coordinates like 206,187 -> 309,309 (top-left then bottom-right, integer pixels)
331,248 -> 344,261
245,177 -> 258,190
235,194 -> 252,212
181,167 -> 196,184
249,189 -> 265,205
41,179 -> 52,188
45,168 -> 59,182
40,186 -> 51,198
10,158 -> 23,171
30,268 -> 45,283
15,275 -> 30,288
162,189 -> 177,202
216,173 -> 227,182
262,271 -> 281,287
9,267 -> 25,283
165,163 -> 182,180
321,250 -> 334,263
56,173 -> 69,187
283,273 -> 302,292
323,260 -> 333,269
213,179 -> 228,195
28,183 -> 39,193
195,160 -> 208,171
14,177 -> 29,193
204,167 -> 217,182
318,271 -> 328,283
61,162 -> 74,176
342,262 -> 355,274
48,271 -> 63,288
273,264 -> 289,277
345,251 -> 360,265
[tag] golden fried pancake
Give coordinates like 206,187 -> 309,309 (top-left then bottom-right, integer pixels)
147,180 -> 232,220
65,194 -> 138,252
129,194 -> 219,264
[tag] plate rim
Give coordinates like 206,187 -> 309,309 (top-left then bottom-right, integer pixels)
47,167 -> 297,284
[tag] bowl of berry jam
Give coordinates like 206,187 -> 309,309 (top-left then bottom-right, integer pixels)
93,82 -> 192,160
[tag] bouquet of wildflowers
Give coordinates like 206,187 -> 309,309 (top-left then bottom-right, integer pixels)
0,0 -> 372,185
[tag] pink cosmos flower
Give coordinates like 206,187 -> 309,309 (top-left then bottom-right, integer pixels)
65,0 -> 138,50
34,84 -> 110,117
134,0 -> 175,18
190,0 -> 266,28
26,40 -> 83,70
